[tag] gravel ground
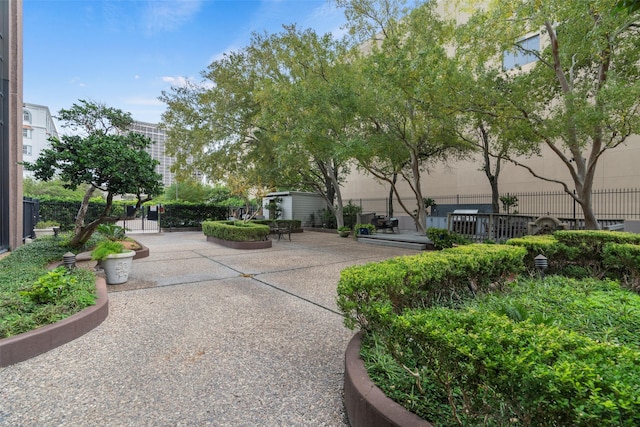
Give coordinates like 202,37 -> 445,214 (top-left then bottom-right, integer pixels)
0,231 -> 420,427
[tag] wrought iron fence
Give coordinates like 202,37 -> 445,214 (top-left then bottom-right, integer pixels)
349,188 -> 640,221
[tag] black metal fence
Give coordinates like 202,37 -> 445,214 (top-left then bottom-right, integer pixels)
22,198 -> 40,240
349,188 -> 640,221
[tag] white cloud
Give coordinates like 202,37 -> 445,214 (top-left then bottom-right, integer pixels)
161,75 -> 195,88
143,0 -> 202,34
70,77 -> 87,88
124,96 -> 164,106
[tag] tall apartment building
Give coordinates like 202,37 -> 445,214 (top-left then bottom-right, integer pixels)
128,121 -> 176,188
22,103 -> 58,178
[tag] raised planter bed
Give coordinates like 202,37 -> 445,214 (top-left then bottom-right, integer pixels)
206,235 -> 272,249
344,332 -> 433,427
0,278 -> 109,367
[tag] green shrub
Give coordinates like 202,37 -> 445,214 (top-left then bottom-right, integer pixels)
603,242 -> 640,292
252,219 -> 302,230
426,227 -> 469,250
359,275 -> 640,426
96,223 -> 128,241
35,220 -> 60,228
0,236 -> 97,338
160,202 -> 228,228
387,303 -> 640,426
506,234 -> 576,274
201,220 -> 270,242
354,223 -> 376,235
90,240 -> 125,261
337,244 -> 526,330
20,267 -> 80,304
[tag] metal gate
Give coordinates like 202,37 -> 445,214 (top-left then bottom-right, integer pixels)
22,197 -> 40,240
118,205 -> 160,234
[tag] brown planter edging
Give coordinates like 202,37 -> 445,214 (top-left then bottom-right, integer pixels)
344,331 -> 433,427
206,235 -> 272,249
0,277 -> 109,367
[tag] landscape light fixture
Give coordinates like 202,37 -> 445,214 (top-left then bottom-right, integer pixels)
63,252 -> 76,270
534,254 -> 548,277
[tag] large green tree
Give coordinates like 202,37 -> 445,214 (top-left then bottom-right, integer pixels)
160,26 -> 356,227
24,100 -> 163,247
253,26 -> 358,227
462,0 -> 640,229
340,0 -> 471,233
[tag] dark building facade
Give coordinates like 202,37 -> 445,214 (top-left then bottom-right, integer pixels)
0,0 -> 23,251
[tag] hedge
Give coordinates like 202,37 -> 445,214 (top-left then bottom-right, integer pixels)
337,244 -> 526,330
252,219 -> 302,230
508,230 -> 640,283
384,276 -> 640,426
160,203 -> 228,229
201,220 -> 270,242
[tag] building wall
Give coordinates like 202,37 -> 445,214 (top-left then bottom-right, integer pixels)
129,121 -> 176,188
341,2 -> 640,221
0,0 -> 23,250
342,136 -> 640,205
22,102 -> 57,178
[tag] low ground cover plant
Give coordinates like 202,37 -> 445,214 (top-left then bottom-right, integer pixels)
0,236 -> 98,338
338,230 -> 640,426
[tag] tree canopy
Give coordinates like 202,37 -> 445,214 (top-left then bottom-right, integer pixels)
24,100 -> 163,247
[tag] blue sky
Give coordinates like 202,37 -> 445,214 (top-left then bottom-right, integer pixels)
23,0 -> 346,130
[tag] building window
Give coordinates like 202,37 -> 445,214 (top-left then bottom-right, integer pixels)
23,145 -> 32,156
23,109 -> 32,123
23,128 -> 32,139
503,34 -> 540,70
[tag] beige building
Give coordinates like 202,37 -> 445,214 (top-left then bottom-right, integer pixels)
0,0 -> 24,251
340,3 -> 640,225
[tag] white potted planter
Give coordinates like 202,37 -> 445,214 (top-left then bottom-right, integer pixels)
91,240 -> 136,285
101,251 -> 135,285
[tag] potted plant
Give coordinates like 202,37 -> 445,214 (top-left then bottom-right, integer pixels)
91,240 -> 135,285
354,223 -> 376,237
337,226 -> 351,238
33,220 -> 61,238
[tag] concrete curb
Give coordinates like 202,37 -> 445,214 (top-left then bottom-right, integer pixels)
0,277 -> 109,367
206,235 -> 273,249
344,331 -> 433,427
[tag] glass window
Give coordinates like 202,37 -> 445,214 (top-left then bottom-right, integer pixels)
503,34 -> 540,70
22,128 -> 32,138
23,145 -> 32,156
23,109 -> 31,123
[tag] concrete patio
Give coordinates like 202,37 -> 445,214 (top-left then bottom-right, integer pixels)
0,231 -> 421,426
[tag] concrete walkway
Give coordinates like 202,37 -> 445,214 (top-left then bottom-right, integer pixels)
0,231 -> 420,426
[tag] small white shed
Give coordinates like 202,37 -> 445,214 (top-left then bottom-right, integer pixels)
263,191 -> 327,225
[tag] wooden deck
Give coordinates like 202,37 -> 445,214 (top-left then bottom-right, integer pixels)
357,230 -> 433,251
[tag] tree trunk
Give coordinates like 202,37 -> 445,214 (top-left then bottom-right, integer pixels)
388,173 -> 397,217
576,185 -> 599,230
489,177 -> 500,214
74,186 -> 97,235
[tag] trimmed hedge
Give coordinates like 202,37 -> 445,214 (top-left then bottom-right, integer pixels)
337,244 -> 526,330
201,220 -> 270,242
508,230 -> 640,284
252,219 -> 302,230
36,197 -> 126,231
603,242 -> 640,291
160,203 -> 228,229
383,276 -> 640,426
342,230 -> 640,426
